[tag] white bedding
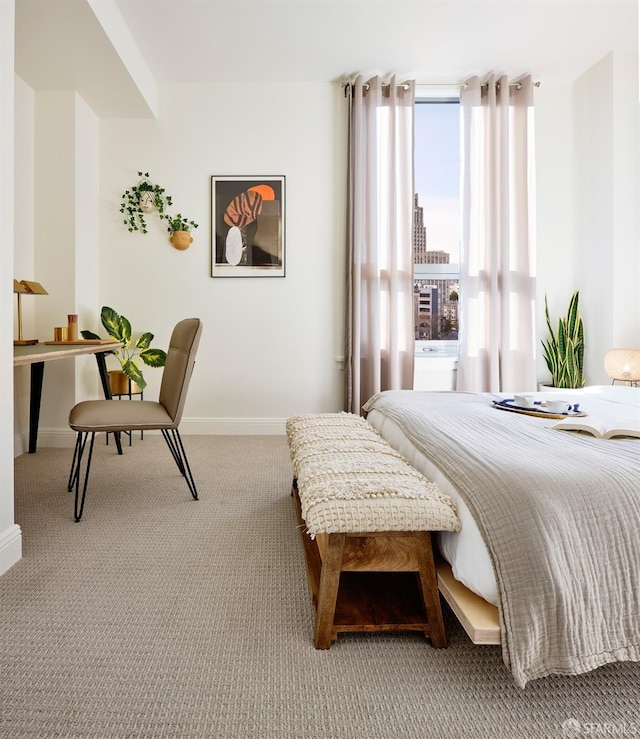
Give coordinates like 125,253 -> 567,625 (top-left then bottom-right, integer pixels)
363,384 -> 640,685
366,385 -> 640,607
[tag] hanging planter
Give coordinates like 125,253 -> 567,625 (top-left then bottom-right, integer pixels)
119,172 -> 198,250
167,213 -> 198,251
169,231 -> 193,250
119,171 -> 173,233
138,188 -> 156,213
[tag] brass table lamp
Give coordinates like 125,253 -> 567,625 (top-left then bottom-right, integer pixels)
13,279 -> 48,345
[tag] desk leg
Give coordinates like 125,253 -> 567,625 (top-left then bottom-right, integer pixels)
28,361 -> 45,453
94,351 -> 112,400
93,351 -> 123,456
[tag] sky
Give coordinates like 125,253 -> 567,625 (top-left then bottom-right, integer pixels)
414,101 -> 461,261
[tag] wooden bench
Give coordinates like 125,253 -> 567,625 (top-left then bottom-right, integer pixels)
286,413 -> 461,650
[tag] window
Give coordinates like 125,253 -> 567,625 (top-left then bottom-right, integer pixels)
413,93 -> 461,358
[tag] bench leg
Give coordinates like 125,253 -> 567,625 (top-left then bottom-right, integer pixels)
314,533 -> 345,649
416,532 -> 447,648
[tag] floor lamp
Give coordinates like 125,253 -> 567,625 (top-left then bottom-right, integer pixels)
13,279 -> 48,346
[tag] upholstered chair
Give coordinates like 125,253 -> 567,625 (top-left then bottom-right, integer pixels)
67,318 -> 203,521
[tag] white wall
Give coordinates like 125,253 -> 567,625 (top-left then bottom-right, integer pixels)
32,92 -> 79,440
533,84 -> 576,383
97,82 -> 346,435
611,50 -> 640,349
13,79 -> 348,454
74,94 -> 102,404
1,0 -> 23,576
573,52 -> 639,385
13,76 -> 35,454
14,87 -> 98,453
574,55 -> 615,387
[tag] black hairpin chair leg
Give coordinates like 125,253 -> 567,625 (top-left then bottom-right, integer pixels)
161,428 -> 198,500
67,431 -> 96,522
68,429 -> 195,521
67,432 -> 82,493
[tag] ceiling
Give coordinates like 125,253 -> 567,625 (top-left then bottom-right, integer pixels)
113,0 -> 637,86
14,0 -> 638,116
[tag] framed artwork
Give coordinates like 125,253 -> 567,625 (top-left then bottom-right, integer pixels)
211,176 -> 285,277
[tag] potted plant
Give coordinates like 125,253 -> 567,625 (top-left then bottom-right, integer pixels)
81,306 -> 167,391
167,213 -> 199,250
119,171 -> 173,234
541,290 -> 585,389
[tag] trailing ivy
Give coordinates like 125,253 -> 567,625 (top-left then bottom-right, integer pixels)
119,171 -> 173,233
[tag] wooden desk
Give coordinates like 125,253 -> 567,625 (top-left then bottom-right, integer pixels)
13,342 -> 121,453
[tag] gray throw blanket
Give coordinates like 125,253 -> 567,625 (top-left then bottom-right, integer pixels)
363,390 -> 640,687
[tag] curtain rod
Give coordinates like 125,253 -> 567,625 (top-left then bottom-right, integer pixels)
342,80 -> 541,96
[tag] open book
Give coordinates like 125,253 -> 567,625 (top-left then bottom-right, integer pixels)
552,417 -> 640,439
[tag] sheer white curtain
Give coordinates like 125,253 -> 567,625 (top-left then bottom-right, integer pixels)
457,74 -> 537,392
345,75 -> 415,414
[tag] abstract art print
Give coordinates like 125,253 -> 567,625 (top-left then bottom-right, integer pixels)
211,176 -> 285,277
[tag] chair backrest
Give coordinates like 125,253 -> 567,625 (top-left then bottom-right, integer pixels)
159,318 -> 203,426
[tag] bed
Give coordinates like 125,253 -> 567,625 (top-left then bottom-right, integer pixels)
363,385 -> 640,687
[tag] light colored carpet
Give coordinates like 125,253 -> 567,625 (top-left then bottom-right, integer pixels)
3,435 -> 639,738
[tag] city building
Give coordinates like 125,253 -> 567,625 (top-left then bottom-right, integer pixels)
413,195 -> 458,338
414,283 -> 439,340
413,194 -> 428,263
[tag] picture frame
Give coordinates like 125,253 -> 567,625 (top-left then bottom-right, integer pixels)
211,176 -> 286,277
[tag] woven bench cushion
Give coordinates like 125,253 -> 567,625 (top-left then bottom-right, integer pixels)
286,413 -> 461,537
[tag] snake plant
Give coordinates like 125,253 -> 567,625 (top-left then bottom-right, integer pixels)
541,290 -> 585,388
81,306 -> 167,391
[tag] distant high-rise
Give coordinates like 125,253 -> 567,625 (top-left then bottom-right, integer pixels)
413,194 -> 458,340
413,194 -> 427,264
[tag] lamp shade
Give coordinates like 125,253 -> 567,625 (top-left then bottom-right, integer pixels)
17,279 -> 48,295
13,278 -> 48,345
604,349 -> 640,383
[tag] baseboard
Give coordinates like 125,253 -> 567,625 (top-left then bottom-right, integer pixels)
32,428 -> 77,449
18,417 -> 288,451
0,524 -> 22,576
180,417 -> 287,435
14,433 -> 27,458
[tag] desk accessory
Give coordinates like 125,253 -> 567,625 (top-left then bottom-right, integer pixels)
67,314 -> 78,341
13,279 -> 48,346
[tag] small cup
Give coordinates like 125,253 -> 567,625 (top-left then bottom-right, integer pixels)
546,399 -> 571,414
514,393 -> 535,408
53,327 -> 67,341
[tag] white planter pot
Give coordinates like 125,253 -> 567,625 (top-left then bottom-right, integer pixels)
538,382 -> 563,392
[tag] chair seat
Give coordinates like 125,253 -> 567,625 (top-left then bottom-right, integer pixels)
69,399 -> 174,433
